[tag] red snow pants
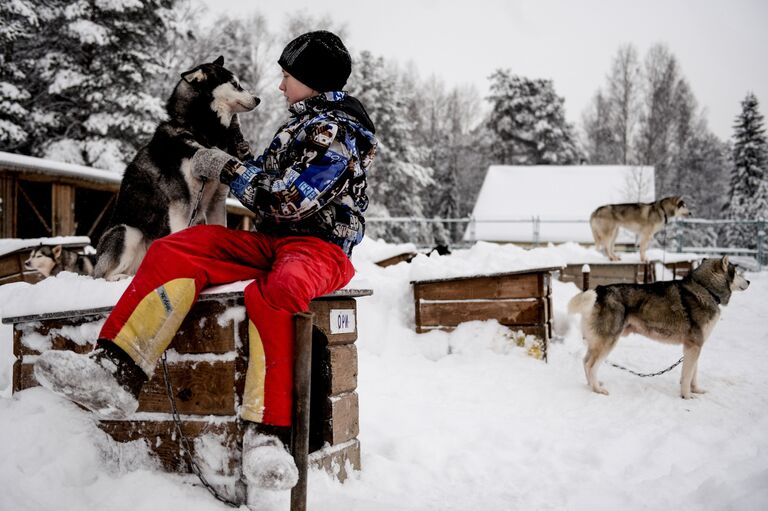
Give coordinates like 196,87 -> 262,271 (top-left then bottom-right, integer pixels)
98,224 -> 355,426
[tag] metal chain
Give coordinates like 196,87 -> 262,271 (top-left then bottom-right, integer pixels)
607,356 -> 684,377
160,353 -> 240,508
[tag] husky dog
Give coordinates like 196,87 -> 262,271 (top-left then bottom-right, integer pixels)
568,256 -> 749,399
590,196 -> 690,262
93,56 -> 259,281
24,245 -> 94,278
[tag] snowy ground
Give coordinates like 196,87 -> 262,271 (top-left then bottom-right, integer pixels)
1,240 -> 766,511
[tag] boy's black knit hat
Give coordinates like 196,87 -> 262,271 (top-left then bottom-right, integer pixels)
278,31 -> 351,92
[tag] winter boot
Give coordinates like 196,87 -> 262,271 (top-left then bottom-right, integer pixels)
241,423 -> 298,490
33,339 -> 148,420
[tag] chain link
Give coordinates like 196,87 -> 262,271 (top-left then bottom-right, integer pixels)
607,356 -> 684,377
160,353 -> 241,507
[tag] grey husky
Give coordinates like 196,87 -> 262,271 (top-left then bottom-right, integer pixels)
590,196 -> 690,262
24,245 -> 94,278
93,56 -> 259,280
568,256 -> 749,399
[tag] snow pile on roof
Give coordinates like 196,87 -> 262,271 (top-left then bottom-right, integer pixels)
0,236 -> 92,257
466,165 -> 655,243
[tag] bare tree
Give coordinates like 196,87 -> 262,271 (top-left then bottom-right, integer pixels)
607,44 -> 641,164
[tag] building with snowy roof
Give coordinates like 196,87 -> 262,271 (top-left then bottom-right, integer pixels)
464,165 -> 655,245
0,151 -> 254,242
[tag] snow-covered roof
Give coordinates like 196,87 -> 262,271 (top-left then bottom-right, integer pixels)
0,151 -> 122,185
0,236 -> 92,258
465,165 -> 655,243
0,151 -> 250,213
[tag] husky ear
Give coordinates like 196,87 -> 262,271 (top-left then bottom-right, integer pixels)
52,245 -> 62,259
213,55 -> 224,66
181,67 -> 206,85
721,255 -> 729,271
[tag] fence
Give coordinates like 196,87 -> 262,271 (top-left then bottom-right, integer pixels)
366,216 -> 767,270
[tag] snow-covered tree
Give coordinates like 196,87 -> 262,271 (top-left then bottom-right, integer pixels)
723,93 -> 768,248
0,0 -> 41,151
487,70 -> 582,165
347,51 -> 435,243
23,0 -> 174,171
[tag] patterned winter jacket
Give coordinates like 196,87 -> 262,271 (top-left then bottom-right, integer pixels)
222,92 -> 377,256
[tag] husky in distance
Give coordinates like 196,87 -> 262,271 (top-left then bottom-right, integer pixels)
568,256 -> 749,399
590,196 -> 690,262
24,245 -> 94,278
93,56 -> 259,281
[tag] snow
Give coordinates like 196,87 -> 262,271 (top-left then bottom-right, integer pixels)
0,236 -> 92,257
1,237 -> 767,511
467,165 -> 655,243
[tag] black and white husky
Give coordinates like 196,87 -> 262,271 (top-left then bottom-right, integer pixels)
93,56 -> 259,280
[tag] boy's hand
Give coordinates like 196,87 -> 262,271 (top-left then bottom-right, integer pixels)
190,148 -> 239,182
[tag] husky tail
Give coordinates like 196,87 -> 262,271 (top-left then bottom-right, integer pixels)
94,225 -> 147,280
567,290 -> 597,315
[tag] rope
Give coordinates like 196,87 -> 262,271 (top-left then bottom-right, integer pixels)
607,356 -> 684,377
160,353 -> 240,507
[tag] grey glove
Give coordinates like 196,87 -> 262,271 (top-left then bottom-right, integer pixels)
189,148 -> 240,182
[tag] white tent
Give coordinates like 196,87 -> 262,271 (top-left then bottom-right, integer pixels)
465,165 -> 655,244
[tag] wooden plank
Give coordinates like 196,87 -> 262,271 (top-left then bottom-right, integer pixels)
410,267 -> 562,286
375,252 -> 418,268
328,344 -> 357,395
14,302 -> 236,357
0,251 -> 24,276
325,392 -> 359,445
309,439 -> 361,482
171,300 -> 236,354
19,360 -> 237,415
0,174 -> 16,238
418,298 -> 546,327
419,322 -> 549,339
414,272 -> 547,300
309,299 -> 357,345
99,419 -> 239,475
52,183 -> 76,236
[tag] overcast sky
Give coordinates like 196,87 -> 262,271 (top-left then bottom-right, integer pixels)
200,0 -> 767,141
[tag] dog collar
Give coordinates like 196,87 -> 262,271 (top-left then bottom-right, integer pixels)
692,276 -> 722,304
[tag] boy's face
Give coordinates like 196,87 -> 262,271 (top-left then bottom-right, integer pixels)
279,70 -> 318,105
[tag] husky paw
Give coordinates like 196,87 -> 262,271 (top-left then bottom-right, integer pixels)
691,386 -> 707,394
591,386 -> 610,395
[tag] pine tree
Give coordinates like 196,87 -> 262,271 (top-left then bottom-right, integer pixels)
723,92 -> 768,247
30,0 -> 173,171
0,0 -> 40,150
487,70 -> 582,165
347,51 -> 435,244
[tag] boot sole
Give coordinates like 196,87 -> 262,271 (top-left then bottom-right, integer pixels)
33,350 -> 139,420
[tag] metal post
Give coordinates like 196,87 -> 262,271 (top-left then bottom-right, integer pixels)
581,264 -> 590,291
290,312 -> 314,511
757,222 -> 765,271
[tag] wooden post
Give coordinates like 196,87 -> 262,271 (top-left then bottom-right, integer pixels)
52,183 -> 75,236
581,264 -> 591,291
0,174 -> 17,238
291,312 -> 314,511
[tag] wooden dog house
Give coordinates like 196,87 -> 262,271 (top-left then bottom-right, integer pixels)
6,286 -> 370,507
411,267 -> 559,361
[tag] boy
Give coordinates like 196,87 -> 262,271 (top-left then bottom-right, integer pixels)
34,30 -> 377,491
